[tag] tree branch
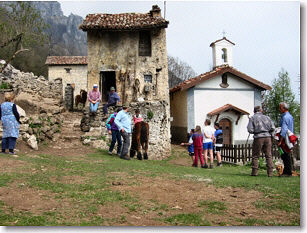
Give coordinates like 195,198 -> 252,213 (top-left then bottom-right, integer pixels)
0,48 -> 30,73
0,33 -> 23,49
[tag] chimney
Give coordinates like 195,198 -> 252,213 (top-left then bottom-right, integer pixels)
150,5 -> 161,17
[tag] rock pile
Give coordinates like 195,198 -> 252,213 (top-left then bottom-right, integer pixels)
0,60 -> 64,114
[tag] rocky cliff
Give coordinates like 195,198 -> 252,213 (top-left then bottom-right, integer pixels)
0,1 -> 87,56
30,1 -> 87,56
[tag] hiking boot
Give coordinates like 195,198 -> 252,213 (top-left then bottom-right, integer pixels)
201,164 -> 208,169
108,151 -> 112,155
209,164 -> 214,169
217,162 -> 222,167
120,155 -> 130,160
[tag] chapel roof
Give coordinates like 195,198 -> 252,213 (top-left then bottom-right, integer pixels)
45,56 -> 88,65
79,5 -> 169,31
207,104 -> 250,116
209,37 -> 235,47
169,64 -> 272,93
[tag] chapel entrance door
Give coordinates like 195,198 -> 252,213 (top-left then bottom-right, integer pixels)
99,71 -> 116,102
219,118 -> 232,145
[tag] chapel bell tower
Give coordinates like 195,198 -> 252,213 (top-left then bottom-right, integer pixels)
210,37 -> 235,68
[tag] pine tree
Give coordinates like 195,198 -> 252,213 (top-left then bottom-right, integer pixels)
263,69 -> 300,134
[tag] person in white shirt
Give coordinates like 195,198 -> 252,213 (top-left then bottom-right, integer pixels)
203,119 -> 216,168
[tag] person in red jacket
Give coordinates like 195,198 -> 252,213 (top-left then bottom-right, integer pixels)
192,125 -> 205,168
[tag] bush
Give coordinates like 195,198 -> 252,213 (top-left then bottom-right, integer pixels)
147,111 -> 154,120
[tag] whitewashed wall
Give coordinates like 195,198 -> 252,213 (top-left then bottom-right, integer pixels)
48,65 -> 88,98
192,74 -> 255,143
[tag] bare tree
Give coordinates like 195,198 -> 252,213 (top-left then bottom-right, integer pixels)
168,55 -> 197,88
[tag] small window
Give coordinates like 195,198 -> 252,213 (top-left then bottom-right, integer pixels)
144,74 -> 152,83
220,73 -> 229,88
64,68 -> 71,73
221,48 -> 227,62
139,31 -> 151,56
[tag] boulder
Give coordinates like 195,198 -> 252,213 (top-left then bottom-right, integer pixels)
27,135 -> 38,150
91,140 -> 108,149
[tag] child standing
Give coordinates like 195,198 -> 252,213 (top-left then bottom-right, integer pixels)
180,129 -> 195,165
192,125 -> 205,168
214,123 -> 223,166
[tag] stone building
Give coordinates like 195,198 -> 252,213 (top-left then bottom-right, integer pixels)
45,56 -> 88,99
170,37 -> 271,144
79,5 -> 169,104
78,5 -> 172,159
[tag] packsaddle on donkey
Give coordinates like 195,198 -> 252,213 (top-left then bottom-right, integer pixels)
130,121 -> 149,160
75,89 -> 87,108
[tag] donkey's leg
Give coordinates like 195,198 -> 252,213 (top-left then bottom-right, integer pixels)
143,141 -> 148,160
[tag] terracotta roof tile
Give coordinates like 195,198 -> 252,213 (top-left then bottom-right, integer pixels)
45,56 -> 87,65
207,104 -> 250,116
79,6 -> 168,31
169,64 -> 271,93
210,37 -> 235,47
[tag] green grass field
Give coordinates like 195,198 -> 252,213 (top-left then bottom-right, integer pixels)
0,146 -> 300,226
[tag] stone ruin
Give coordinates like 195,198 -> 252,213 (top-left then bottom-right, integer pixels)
0,60 -> 65,150
80,100 -> 171,160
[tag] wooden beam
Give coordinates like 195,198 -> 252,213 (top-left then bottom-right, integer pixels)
235,114 -> 241,125
215,114 -> 220,124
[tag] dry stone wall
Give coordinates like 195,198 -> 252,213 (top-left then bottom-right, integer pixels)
0,60 -> 64,114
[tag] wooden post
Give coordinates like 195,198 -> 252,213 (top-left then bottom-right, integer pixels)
234,145 -> 237,164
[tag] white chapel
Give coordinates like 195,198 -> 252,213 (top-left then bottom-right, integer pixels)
170,37 -> 271,144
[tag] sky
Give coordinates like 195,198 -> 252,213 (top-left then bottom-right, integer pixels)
59,0 -> 301,100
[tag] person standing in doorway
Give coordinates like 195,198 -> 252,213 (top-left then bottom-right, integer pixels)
278,102 -> 295,177
0,92 -> 21,155
88,84 -> 101,113
203,119 -> 216,168
103,87 -> 120,114
114,104 -> 132,160
247,106 -> 275,177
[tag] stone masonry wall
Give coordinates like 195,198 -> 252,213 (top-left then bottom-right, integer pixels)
87,29 -> 169,104
48,64 -> 88,98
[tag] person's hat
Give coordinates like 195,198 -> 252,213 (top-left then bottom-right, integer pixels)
122,103 -> 129,109
93,84 -> 98,88
110,87 -> 115,91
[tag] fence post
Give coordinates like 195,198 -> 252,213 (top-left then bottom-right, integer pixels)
234,145 -> 237,164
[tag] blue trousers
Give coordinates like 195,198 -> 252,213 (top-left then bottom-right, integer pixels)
90,102 -> 99,112
109,130 -> 122,154
2,137 -> 17,151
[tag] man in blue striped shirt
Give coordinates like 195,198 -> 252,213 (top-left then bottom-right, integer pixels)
114,104 -> 132,160
278,102 -> 295,176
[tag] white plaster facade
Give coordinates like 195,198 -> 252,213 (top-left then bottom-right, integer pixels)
48,65 -> 88,98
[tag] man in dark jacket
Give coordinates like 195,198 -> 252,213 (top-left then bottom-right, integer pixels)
247,106 -> 275,177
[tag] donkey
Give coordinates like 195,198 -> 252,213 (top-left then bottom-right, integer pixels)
130,121 -> 149,160
75,89 -> 87,109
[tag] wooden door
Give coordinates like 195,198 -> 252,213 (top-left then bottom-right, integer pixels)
219,118 -> 232,145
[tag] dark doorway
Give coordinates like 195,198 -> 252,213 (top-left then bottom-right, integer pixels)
219,118 -> 232,145
100,71 -> 116,102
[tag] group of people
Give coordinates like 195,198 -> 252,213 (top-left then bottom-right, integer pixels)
247,103 -> 295,177
181,102 -> 296,177
105,105 -> 143,160
87,84 -> 120,114
181,119 -> 223,169
0,83 -> 297,176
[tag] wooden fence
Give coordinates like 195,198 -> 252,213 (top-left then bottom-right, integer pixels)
220,142 -> 300,165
